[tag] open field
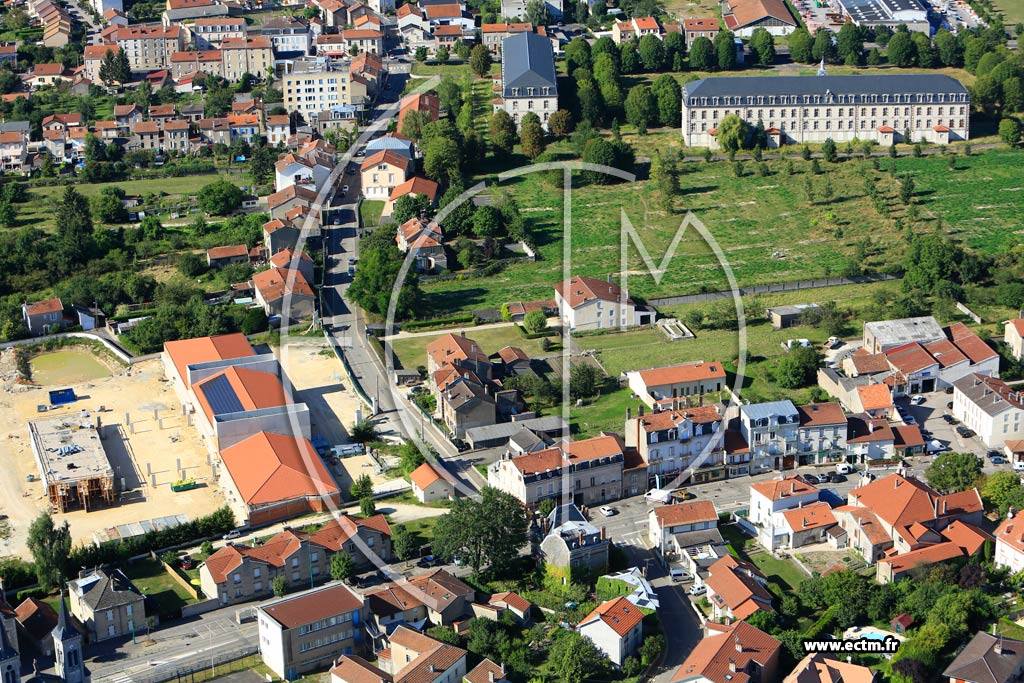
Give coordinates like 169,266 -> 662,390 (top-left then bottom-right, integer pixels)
0,354 -> 225,557
16,173 -> 249,232
420,147 -> 1020,316
991,0 -> 1024,23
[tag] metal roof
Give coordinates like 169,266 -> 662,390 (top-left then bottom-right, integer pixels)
501,31 -> 557,98
464,415 -> 567,444
741,400 -> 799,421
684,74 -> 969,100
835,0 -> 926,22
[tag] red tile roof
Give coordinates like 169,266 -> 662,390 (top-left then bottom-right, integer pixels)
409,461 -> 444,491
24,297 -> 63,316
193,366 -> 288,421
941,519 -> 990,555
556,275 -> 632,307
220,432 -> 339,507
262,582 -> 362,629
360,149 -> 411,171
652,500 -> 718,528
797,402 -> 846,427
856,384 -> 893,411
310,514 -> 392,551
750,476 -> 817,501
252,266 -> 315,302
877,541 -> 964,575
635,361 -> 726,387
674,620 -> 781,683
705,555 -> 774,620
580,596 -> 644,637
722,0 -> 796,30
780,501 -> 836,532
489,591 -> 531,614
207,244 -> 248,259
947,322 -> 998,364
684,17 -> 719,30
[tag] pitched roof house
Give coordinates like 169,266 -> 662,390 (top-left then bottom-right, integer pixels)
704,555 -> 774,621
671,620 -> 782,683
578,597 -> 644,666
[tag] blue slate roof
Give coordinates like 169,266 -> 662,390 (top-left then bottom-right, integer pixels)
683,74 -> 968,101
741,400 -> 799,421
501,31 -> 557,98
366,135 -> 415,159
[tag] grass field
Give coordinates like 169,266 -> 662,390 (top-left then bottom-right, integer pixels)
991,0 -> 1024,24
360,200 -> 385,227
17,173 -> 249,232
123,558 -> 197,618
420,147 -> 1020,316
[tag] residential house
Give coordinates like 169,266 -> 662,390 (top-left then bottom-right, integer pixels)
481,22 -> 533,54
578,597 -> 643,666
219,432 -> 340,527
494,31 -> 558,129
397,92 -> 440,132
796,402 -> 848,466
170,49 -> 223,79
423,2 -> 474,30
845,414 -> 895,465
0,132 -> 27,172
1005,319 -> 1024,361
310,514 -> 394,568
114,24 -> 185,72
671,620 -> 781,683
784,653 -> 878,683
437,378 -> 497,438
409,462 -> 455,503
765,303 -> 818,329
684,17 -> 720,44
228,113 -> 260,143
893,424 -> 925,457
953,374 -> 1024,449
995,512 -> 1024,574
388,176 -> 439,217
721,0 -> 798,36
163,119 -> 190,152
26,63 -> 72,88
200,530 -> 331,606
704,555 -> 774,621
268,185 -> 319,222
67,569 -> 146,642
252,267 -> 315,322
363,584 -> 427,643
264,218 -> 302,254
14,598 -> 57,657
739,400 -> 800,472
942,632 -> 1024,683
851,384 -> 894,419
207,244 -> 249,268
22,298 -> 64,336
489,434 -> 625,508
220,37 -> 274,82
331,627 -> 467,683
113,104 -> 143,125
778,502 -> 837,549
257,582 -> 366,679
625,361 -> 726,409
500,0 -> 562,19
193,16 -> 245,49
395,217 -> 447,273
403,570 -> 475,626
625,405 -> 725,489
267,115 -> 291,145
361,150 -> 413,200
539,504 -> 610,582
555,275 -> 652,332
747,476 -> 820,550
274,151 -> 334,193
198,117 -> 231,145
341,28 -> 383,54
269,249 -> 314,284
648,500 -> 718,555
487,593 -> 532,624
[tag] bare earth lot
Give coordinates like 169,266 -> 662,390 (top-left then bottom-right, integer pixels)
0,354 -> 224,556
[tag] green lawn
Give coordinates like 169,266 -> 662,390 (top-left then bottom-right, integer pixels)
419,147 -> 1019,316
123,558 -> 197,618
991,0 -> 1024,24
360,200 -> 385,227
720,522 -> 808,591
386,323 -> 551,371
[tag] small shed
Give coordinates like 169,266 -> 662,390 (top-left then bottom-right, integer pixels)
890,612 -> 914,634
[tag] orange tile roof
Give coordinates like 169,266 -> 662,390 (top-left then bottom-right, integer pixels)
202,544 -> 252,583
220,432 -> 339,507
947,322 -> 998,364
996,516 -> 1024,556
207,244 -> 248,259
652,500 -> 718,528
893,424 -> 924,449
267,184 -> 318,209
310,513 -> 392,551
405,569 -> 474,611
163,333 -> 256,388
797,402 -> 846,427
941,519 -> 989,555
389,176 -> 439,202
849,474 -> 980,530
268,248 -> 313,269
360,149 -> 411,171
424,2 -> 462,17
635,361 -> 726,387
14,597 -> 58,642
341,28 -> 382,39
329,656 -> 392,683
580,596 -> 644,637
397,3 -> 421,16
885,342 -> 938,374
705,555 -> 774,620
633,16 -> 660,29
684,17 -> 719,30
556,275 -> 632,307
833,505 -> 890,546
24,297 -> 63,316
465,660 -> 506,683
856,383 -> 892,411
1008,319 -> 1024,338
846,414 -> 894,443
564,433 -> 624,462
433,24 -> 463,35
674,621 -> 782,683
750,476 -> 817,501
262,583 -> 362,628
489,591 -> 531,614
784,653 -> 877,683
409,461 -> 445,491
398,93 -> 440,127
31,63 -> 67,77
426,332 -> 489,369
877,541 -> 964,575
193,366 -> 288,422
922,338 -> 968,368
252,267 -> 314,302
722,0 -> 796,30
780,502 -> 836,532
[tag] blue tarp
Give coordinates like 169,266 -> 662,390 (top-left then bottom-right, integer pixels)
49,388 -> 77,406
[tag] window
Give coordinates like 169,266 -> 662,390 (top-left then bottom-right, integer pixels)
106,611 -> 114,622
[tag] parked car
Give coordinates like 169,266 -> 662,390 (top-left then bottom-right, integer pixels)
947,401 -> 954,409
943,414 -> 958,425
992,456 -> 1009,464
835,463 -> 854,475
904,415 -> 917,425
828,472 -> 846,483
223,529 -> 242,540
688,584 -> 707,595
1013,461 -> 1024,472
956,426 -> 976,438
417,555 -> 439,568
599,505 -> 617,516
988,450 -> 1002,460
911,395 -> 926,405
670,567 -> 693,582
179,555 -> 193,570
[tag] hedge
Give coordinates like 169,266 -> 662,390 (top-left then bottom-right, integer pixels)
803,603 -> 839,640
514,324 -> 559,340
402,314 -> 478,331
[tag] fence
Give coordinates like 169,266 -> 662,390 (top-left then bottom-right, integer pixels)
94,646 -> 261,683
647,273 -> 901,308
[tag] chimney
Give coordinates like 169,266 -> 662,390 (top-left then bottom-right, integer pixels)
790,481 -> 795,494
489,673 -> 495,683
995,640 -> 1003,656
894,477 -> 899,490
941,500 -> 947,515
461,330 -> 466,338
427,665 -> 435,673
728,659 -> 737,673
735,637 -> 742,653
601,526 -> 606,540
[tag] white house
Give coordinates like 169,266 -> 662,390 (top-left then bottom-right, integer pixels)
648,500 -> 718,555
739,401 -> 800,472
625,361 -> 726,409
704,555 -> 774,621
409,462 -> 455,503
554,275 -> 653,332
994,513 -> 1024,575
577,597 -> 643,666
747,476 -> 820,550
953,374 -> 1024,449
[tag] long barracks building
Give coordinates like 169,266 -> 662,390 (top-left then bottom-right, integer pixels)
681,73 -> 970,148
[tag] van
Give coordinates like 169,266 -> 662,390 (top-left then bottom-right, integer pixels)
670,567 -> 692,582
1013,462 -> 1024,472
835,463 -> 854,475
645,489 -> 672,503
689,583 -> 707,595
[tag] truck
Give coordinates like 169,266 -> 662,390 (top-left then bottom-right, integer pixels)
644,488 -> 672,504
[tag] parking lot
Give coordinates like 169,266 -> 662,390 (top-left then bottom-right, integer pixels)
896,393 -> 1011,476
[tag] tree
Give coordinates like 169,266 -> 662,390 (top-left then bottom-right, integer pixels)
624,85 -> 656,134
582,138 -> 617,184
663,31 -> 686,70
54,185 -> 95,274
489,110 -> 518,157
330,552 -> 354,582
749,27 -> 775,66
538,498 -> 557,517
866,47 -> 882,65
836,22 -> 862,64
999,117 -> 1022,145
519,112 -> 546,159
432,487 -> 527,575
548,109 -> 574,137
198,178 -> 243,216
423,135 -> 462,184
27,512 -> 71,590
981,471 -> 1024,516
360,496 -> 377,517
716,114 -> 749,152
788,28 -> 813,63
92,187 -> 127,224
436,46 -> 450,63
272,575 -> 288,597
351,473 -> 374,500
472,204 -> 503,238
548,631 -> 604,683
822,138 -> 838,162
469,43 -> 492,77
177,252 -> 207,277
812,28 -> 838,64
933,29 -> 962,67
714,29 -> 737,70
638,34 -> 664,72
688,36 -> 714,70
565,37 -> 592,73
436,77 -> 463,114
392,524 -> 418,561
249,142 -> 276,185
523,309 -> 547,333
926,452 -> 981,493
569,362 -> 602,399
415,46 -> 428,62
525,0 -> 550,26
651,74 -> 682,128
886,31 -> 916,67
1003,78 -> 1024,112
774,344 -> 819,388
351,419 -> 379,444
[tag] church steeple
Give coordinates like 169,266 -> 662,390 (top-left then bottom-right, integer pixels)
0,603 -> 18,683
53,592 -> 86,683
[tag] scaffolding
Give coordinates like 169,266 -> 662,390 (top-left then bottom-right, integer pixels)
29,411 -> 116,513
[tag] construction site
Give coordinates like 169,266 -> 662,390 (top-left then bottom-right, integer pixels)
28,411 -> 116,513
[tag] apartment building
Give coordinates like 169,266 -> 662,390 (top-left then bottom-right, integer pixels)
257,583 -> 365,679
261,16 -> 311,55
114,24 -> 185,72
192,16 -> 245,49
67,569 -> 146,642
953,374 -> 1024,449
681,74 -> 970,149
170,49 -> 223,79
624,405 -> 724,489
795,402 -> 848,465
488,434 -> 625,508
494,31 -> 558,129
625,361 -> 726,409
739,400 -> 800,472
220,37 -> 274,81
747,476 -> 821,550
282,62 -> 368,116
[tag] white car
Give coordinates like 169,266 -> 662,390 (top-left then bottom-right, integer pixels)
342,185 -> 350,194
223,529 -> 242,540
688,584 -> 707,595
910,395 -> 926,405
599,505 -> 616,516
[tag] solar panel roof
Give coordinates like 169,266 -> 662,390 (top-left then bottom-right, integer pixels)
199,372 -> 244,415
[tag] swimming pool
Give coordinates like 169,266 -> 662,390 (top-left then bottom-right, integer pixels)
858,631 -> 888,641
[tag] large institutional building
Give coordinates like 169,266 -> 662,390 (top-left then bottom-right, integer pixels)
681,74 -> 970,148
493,31 -> 558,130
